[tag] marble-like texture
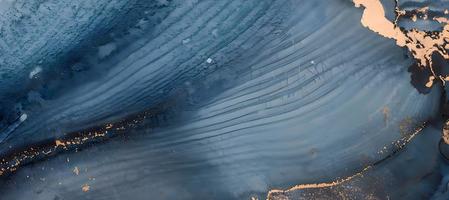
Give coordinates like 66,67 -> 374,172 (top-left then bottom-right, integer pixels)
0,0 -> 447,199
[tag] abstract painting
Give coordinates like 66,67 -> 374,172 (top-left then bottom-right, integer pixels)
0,0 -> 448,199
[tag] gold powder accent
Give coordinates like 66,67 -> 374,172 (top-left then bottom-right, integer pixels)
265,123 -> 426,199
416,6 -> 429,14
425,76 -> 435,88
0,105 -> 153,177
55,140 -> 66,148
354,0 -> 449,88
434,17 -> 449,24
266,166 -> 372,199
82,184 -> 90,192
105,124 -> 113,129
353,0 -> 406,45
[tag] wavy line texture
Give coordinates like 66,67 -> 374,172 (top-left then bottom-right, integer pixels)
0,0 -> 446,199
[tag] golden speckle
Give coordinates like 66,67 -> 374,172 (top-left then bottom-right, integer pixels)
105,124 -> 113,129
425,76 -> 435,88
416,6 -> 429,14
55,140 -> 66,148
82,184 -> 90,192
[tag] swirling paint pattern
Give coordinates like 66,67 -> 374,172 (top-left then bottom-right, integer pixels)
0,0 -> 447,199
